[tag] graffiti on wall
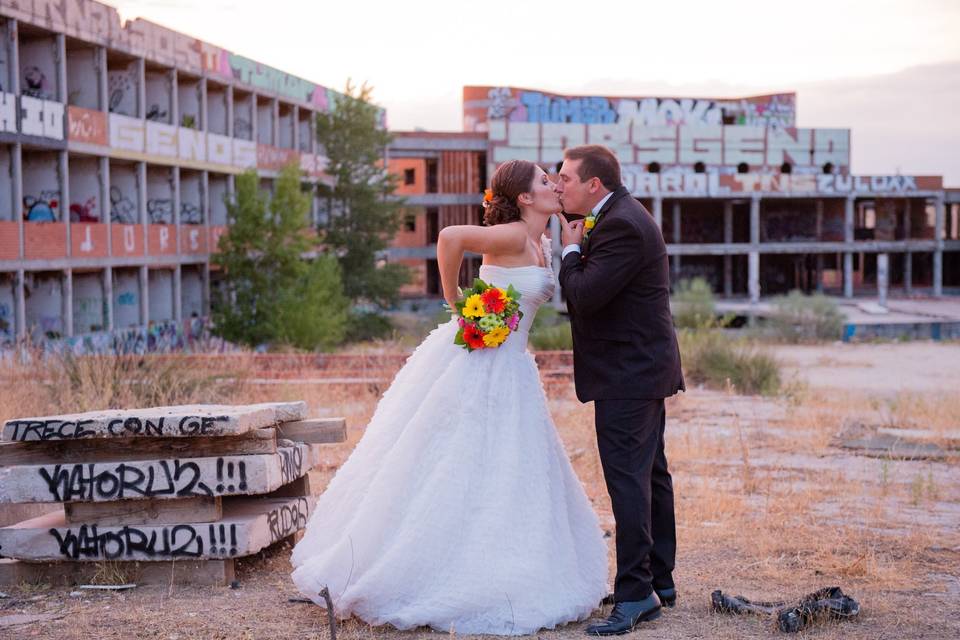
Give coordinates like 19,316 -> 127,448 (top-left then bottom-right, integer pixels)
69,196 -> 98,222
147,198 -> 174,224
464,86 -> 796,132
109,186 -> 137,224
0,317 -> 235,354
620,169 -> 944,196
0,92 -> 65,141
23,191 -> 61,222
21,66 -> 52,100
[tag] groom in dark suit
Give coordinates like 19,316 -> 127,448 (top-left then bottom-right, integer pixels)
556,145 -> 685,636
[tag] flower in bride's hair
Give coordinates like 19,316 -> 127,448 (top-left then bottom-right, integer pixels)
463,294 -> 486,319
482,188 -> 493,210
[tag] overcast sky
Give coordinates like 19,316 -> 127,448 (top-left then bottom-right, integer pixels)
110,0 -> 960,185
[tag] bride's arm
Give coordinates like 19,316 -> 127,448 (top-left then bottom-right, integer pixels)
437,223 -> 526,308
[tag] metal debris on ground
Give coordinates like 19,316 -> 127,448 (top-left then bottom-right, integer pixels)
711,586 -> 860,633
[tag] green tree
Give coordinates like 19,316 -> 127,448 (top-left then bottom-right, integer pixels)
317,81 -> 409,310
212,164 -> 348,350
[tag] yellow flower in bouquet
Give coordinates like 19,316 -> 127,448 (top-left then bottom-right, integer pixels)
482,326 -> 510,347
462,294 -> 486,319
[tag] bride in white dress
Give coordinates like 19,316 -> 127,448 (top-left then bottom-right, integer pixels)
290,159 -> 608,635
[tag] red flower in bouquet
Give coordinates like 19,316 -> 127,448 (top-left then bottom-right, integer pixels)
480,288 -> 506,314
463,324 -> 486,350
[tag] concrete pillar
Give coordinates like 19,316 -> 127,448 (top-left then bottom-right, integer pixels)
63,268 -> 73,337
877,253 -> 889,308
671,200 -> 681,281
749,196 -> 761,305
273,98 -> 280,147
934,196 -> 945,297
136,58 -> 146,119
59,150 -> 70,252
843,196 -> 854,298
904,252 -> 913,295
139,265 -> 149,325
170,68 -> 179,128
226,85 -> 234,138
173,264 -> 183,322
292,105 -> 300,151
199,77 -> 207,132
7,20 -> 19,95
202,262 -> 211,317
815,199 -> 824,293
15,269 -> 25,340
55,33 -> 67,103
100,156 -> 111,254
652,196 -> 663,228
96,46 -> 108,112
13,143 -> 23,261
201,171 -> 210,226
748,252 -> 760,305
137,161 -> 147,244
749,196 -> 760,245
250,92 -> 258,144
903,198 -> 912,295
723,200 -> 733,297
173,166 -> 181,253
103,266 -> 114,331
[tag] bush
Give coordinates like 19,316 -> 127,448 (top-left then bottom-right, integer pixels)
673,278 -> 729,330
344,311 -> 394,343
767,290 -> 843,343
529,305 -> 573,350
679,329 -> 781,396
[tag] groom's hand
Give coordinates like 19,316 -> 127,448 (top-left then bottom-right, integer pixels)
558,214 -> 585,247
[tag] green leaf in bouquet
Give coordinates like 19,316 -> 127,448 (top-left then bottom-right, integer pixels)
454,328 -> 466,345
473,278 -> 488,291
506,284 -> 521,301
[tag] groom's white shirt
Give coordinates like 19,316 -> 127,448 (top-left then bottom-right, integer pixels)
561,191 -> 613,260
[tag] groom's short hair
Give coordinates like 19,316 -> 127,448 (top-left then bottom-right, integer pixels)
564,145 -> 623,191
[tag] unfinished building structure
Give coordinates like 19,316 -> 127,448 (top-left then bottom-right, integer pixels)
388,87 -> 959,302
0,0 -> 335,344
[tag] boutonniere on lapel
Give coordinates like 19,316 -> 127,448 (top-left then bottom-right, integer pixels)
581,210 -> 605,245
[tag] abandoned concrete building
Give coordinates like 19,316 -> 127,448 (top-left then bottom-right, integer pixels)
387,87 -> 960,303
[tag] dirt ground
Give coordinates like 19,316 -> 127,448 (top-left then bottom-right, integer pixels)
2,341 -> 959,639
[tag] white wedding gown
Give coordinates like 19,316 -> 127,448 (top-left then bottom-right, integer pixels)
291,236 -> 608,635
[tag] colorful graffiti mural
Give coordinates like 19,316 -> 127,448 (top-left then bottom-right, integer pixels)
0,317 -> 235,355
464,86 -> 796,131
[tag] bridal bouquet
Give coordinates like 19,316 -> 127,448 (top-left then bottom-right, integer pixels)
452,279 -> 523,351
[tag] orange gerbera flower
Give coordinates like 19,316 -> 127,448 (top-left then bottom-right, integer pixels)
481,288 -> 506,314
463,324 -> 486,350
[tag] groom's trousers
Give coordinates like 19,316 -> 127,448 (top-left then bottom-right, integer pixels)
594,398 -> 676,602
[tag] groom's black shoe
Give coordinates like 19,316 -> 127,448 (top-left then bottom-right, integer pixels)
585,593 -> 662,636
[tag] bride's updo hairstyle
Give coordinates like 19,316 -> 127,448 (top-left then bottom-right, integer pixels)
483,159 -> 537,226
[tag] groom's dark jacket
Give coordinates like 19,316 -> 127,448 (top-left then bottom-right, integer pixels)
559,186 -> 685,402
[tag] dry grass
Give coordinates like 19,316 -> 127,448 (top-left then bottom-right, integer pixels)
1,348 -> 958,639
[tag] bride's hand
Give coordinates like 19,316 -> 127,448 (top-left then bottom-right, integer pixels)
444,287 -> 463,313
